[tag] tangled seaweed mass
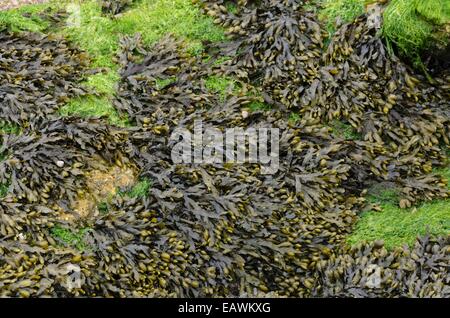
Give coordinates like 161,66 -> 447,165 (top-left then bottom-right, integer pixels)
101,0 -> 135,16
0,0 -> 449,297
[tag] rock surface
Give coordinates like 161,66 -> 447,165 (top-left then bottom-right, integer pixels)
0,0 -> 49,11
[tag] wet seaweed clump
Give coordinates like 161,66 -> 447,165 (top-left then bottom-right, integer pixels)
199,0 -> 449,206
101,0 -> 135,16
0,0 -> 449,298
0,29 -> 91,124
311,235 -> 449,297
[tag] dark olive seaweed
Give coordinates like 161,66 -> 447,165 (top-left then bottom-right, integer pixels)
101,0 -> 135,16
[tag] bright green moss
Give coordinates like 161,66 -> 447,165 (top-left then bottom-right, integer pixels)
50,226 -> 91,251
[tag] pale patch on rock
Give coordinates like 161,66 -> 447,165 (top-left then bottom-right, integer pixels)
0,0 -> 49,11
364,264 -> 382,289
58,159 -> 137,221
366,3 -> 384,30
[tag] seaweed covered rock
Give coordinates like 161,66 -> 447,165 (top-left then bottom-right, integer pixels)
198,0 -> 449,204
101,0 -> 135,16
0,118 -> 130,207
311,235 -> 450,298
0,30 -> 90,124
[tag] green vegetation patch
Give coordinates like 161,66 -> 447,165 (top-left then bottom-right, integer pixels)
0,183 -> 9,198
97,201 -> 109,214
367,187 -> 399,205
383,0 -> 450,63
155,77 -> 177,89
416,0 -> 450,25
61,1 -> 118,70
249,101 -> 272,112
50,225 -> 91,251
225,2 -> 238,14
0,121 -> 21,135
1,0 -> 226,125
114,0 -> 227,53
0,3 -> 52,32
121,178 -> 152,199
59,96 -> 128,127
84,72 -> 120,95
349,167 -> 450,249
58,0 -> 225,122
329,120 -> 361,140
319,0 -> 365,36
289,112 -> 301,123
205,75 -> 239,101
348,199 -> 450,250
